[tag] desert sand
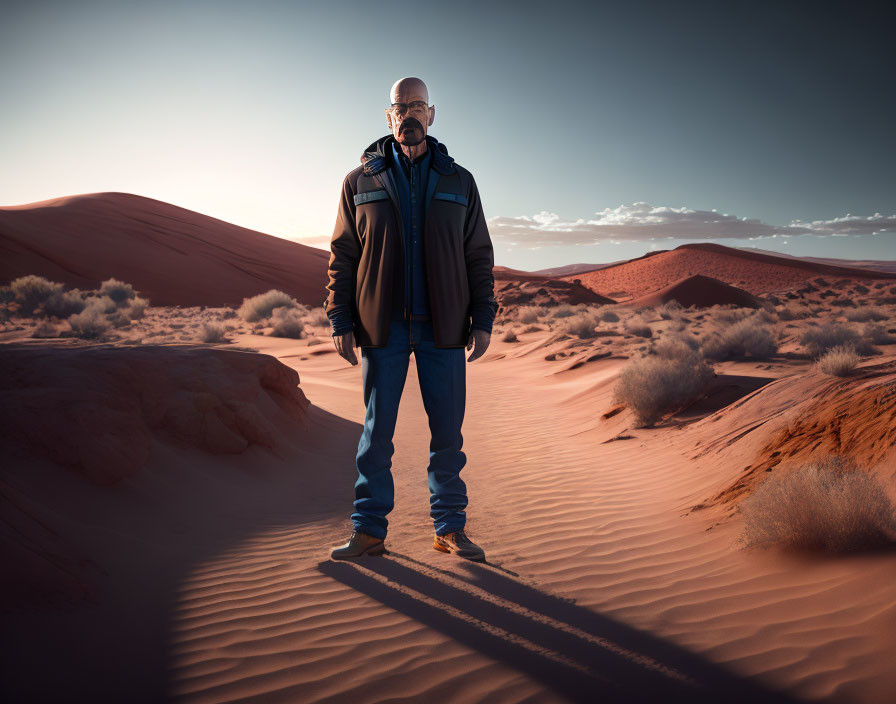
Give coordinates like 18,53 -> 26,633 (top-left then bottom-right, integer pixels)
2,195 -> 896,703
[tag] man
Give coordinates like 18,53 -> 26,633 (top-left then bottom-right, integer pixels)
324,76 -> 498,562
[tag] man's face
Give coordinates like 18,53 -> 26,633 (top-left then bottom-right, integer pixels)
386,86 -> 433,146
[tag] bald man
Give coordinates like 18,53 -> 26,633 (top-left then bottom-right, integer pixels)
325,77 -> 498,561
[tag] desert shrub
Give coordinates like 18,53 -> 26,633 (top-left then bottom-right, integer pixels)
517,305 -> 544,324
712,308 -> 751,326
701,318 -> 778,360
98,277 -> 137,304
82,294 -> 118,314
0,285 -> 14,304
270,306 -> 305,338
800,323 -> 876,358
238,290 -> 298,322
613,347 -> 714,426
222,308 -> 238,320
42,289 -> 87,318
741,455 -> 896,552
862,323 -> 896,345
9,275 -> 64,315
646,333 -> 701,361
306,307 -> 329,327
558,311 -> 600,339
125,295 -> 149,319
753,307 -> 777,324
201,321 -> 228,343
844,307 -> 889,323
67,303 -> 111,339
599,309 -> 620,323
776,304 -> 809,321
548,303 -> 578,320
502,330 -> 518,343
522,324 -> 544,333
623,316 -> 652,338
31,321 -> 59,338
818,345 -> 860,376
655,300 -> 684,320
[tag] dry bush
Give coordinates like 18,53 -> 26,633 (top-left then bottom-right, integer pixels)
99,277 -> 136,304
42,289 -> 87,318
800,323 -> 877,358
862,323 -> 896,345
548,303 -> 578,320
711,307 -> 751,326
818,344 -> 860,376
600,309 -> 620,323
623,316 -> 652,338
306,307 -> 329,327
612,346 -> 714,426
501,330 -> 518,343
270,306 -> 306,338
701,318 -> 778,360
67,303 -> 111,339
31,321 -> 60,338
522,324 -> 544,333
558,311 -> 601,338
844,307 -> 888,323
9,275 -> 64,315
238,290 -> 298,322
82,294 -> 118,314
741,455 -> 896,552
517,305 -> 545,324
124,296 -> 149,319
777,303 -> 809,321
201,321 -> 228,343
646,333 -> 701,361
655,300 -> 684,320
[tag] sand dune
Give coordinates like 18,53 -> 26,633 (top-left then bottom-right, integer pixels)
626,274 -> 760,309
561,242 -> 896,301
0,193 -> 330,307
2,318 -> 895,702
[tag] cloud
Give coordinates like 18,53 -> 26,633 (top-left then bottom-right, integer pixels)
486,202 -> 896,248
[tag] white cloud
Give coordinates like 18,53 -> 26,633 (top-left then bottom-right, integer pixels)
485,203 -> 896,248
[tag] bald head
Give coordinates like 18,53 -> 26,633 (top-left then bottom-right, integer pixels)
390,76 -> 429,104
385,76 -> 435,150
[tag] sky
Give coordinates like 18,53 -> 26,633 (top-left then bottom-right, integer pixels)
2,0 -> 894,270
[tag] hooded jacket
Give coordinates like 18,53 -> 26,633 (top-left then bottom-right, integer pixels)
323,133 -> 498,348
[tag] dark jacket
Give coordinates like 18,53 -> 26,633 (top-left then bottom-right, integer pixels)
323,133 -> 498,348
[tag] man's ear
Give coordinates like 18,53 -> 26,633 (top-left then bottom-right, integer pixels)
428,105 -> 435,127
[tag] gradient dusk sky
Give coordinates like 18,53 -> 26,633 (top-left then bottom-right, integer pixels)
2,0 -> 894,270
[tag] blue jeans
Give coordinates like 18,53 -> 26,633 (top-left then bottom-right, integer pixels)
351,313 -> 468,539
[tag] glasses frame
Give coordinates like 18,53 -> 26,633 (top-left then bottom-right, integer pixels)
385,100 -> 430,118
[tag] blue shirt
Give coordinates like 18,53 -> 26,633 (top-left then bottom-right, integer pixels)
389,140 -> 431,320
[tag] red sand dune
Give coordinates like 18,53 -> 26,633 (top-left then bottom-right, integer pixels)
0,342 -> 311,608
560,242 -> 896,300
497,278 -> 616,308
699,358 -> 896,508
626,273 -> 761,309
0,192 -> 330,307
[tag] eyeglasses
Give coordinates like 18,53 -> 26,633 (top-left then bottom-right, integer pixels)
386,100 -> 429,117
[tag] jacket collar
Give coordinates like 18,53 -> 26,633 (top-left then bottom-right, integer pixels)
361,134 -> 455,176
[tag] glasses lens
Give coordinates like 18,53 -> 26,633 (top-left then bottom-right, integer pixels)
390,101 -> 427,116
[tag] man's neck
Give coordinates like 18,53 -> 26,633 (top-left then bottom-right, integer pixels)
398,139 -> 428,162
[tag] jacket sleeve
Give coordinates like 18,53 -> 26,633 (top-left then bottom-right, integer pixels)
323,174 -> 361,335
463,174 -> 498,334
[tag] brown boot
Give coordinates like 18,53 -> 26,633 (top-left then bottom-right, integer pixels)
433,529 -> 485,562
330,529 -> 386,560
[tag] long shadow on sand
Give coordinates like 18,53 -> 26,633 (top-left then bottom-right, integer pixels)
319,552 -> 800,704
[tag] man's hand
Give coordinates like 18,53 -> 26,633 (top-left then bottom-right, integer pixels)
466,328 -> 491,362
333,331 -> 358,365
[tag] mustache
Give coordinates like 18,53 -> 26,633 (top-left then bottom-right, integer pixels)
400,118 -> 422,131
